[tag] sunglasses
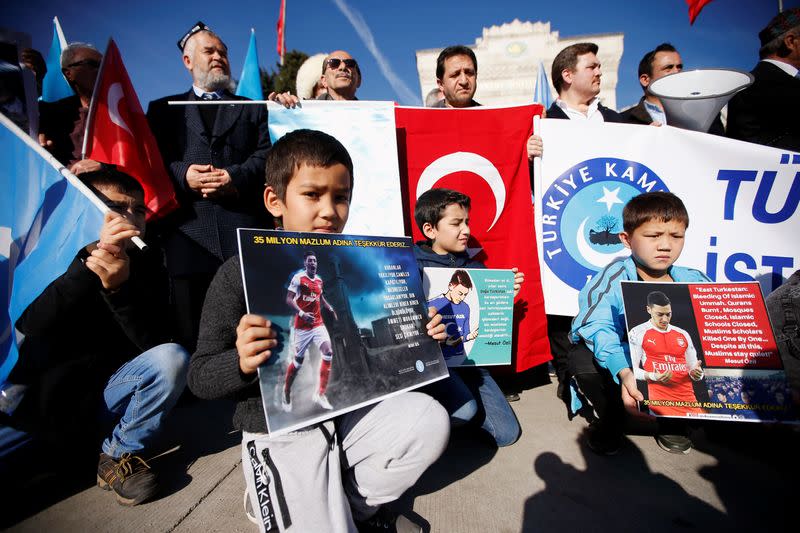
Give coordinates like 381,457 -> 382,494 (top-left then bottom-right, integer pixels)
325,58 -> 357,70
66,58 -> 101,69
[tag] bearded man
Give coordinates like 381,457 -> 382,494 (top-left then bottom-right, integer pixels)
146,21 -> 271,352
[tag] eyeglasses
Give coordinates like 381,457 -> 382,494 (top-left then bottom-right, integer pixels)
65,59 -> 101,69
325,58 -> 357,71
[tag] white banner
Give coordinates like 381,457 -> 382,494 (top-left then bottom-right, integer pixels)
267,101 -> 405,237
535,119 -> 800,316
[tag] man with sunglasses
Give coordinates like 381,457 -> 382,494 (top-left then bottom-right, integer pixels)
268,50 -> 361,107
38,43 -> 106,174
318,51 -> 361,101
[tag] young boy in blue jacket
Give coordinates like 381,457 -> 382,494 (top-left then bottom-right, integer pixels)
413,188 -> 524,447
569,191 -> 709,455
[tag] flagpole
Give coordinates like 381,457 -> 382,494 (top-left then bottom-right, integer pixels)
81,37 -> 111,160
1,113 -> 147,250
532,115 -> 545,273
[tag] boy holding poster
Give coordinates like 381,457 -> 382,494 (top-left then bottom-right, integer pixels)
188,129 -> 449,532
568,191 -> 710,455
413,188 -> 524,447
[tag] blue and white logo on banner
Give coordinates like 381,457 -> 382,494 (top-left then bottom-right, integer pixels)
541,157 -> 668,290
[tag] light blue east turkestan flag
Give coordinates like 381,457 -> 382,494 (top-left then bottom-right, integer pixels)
41,16 -> 74,102
235,29 -> 264,100
534,60 -> 553,109
0,114 -> 104,384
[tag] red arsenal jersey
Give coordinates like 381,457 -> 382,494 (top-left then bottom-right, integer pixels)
629,321 -> 704,416
288,271 -> 324,330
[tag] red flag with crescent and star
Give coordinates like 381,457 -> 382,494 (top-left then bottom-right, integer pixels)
84,39 -> 177,221
395,105 -> 551,372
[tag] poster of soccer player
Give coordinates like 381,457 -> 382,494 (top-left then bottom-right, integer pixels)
621,281 -> 798,423
422,267 -> 514,367
238,229 -> 448,435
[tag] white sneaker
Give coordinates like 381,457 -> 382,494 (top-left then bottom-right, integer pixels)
312,391 -> 333,410
281,388 -> 292,412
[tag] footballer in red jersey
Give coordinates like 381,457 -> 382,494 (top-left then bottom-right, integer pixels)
282,251 -> 338,412
629,291 -> 705,416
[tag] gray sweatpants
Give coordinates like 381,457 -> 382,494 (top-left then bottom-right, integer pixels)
242,391 -> 449,532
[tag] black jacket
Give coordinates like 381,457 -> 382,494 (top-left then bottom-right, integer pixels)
146,90 -> 272,276
412,242 -> 485,272
9,246 -> 171,438
727,61 -> 800,151
621,97 -> 725,135
546,101 -> 623,122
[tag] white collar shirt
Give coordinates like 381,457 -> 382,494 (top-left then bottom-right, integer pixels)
761,59 -> 799,78
555,97 -> 605,122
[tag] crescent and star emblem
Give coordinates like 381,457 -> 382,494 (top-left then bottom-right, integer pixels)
107,83 -> 133,137
415,152 -> 506,232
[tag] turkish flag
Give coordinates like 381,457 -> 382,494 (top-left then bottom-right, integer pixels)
687,0 -> 713,24
85,39 -> 177,221
396,105 -> 551,371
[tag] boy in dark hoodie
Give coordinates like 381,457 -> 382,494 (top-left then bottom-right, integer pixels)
413,188 -> 523,447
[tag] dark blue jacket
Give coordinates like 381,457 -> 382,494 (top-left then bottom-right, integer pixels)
412,242 -> 485,272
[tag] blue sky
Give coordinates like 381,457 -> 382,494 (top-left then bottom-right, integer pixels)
5,0 -> 798,109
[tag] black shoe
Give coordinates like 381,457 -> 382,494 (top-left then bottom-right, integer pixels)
505,392 -> 520,402
355,506 -> 423,533
656,434 -> 692,454
97,452 -> 158,506
586,422 -> 623,456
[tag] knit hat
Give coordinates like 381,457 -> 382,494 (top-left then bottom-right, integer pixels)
759,8 -> 800,47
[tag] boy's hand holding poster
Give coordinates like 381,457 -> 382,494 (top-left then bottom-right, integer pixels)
422,267 -> 514,367
238,229 -> 448,435
620,281 -> 797,423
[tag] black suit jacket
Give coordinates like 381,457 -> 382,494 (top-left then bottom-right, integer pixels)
727,61 -> 800,151
38,94 -> 83,166
146,90 -> 271,276
546,101 -> 623,122
621,97 -> 725,135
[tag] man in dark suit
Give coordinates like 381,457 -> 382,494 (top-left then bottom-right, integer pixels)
727,8 -> 800,151
547,42 -> 622,123
622,43 -> 724,135
147,22 -> 271,351
541,43 -> 621,400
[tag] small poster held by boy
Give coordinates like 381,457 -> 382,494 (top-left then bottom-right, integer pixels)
422,267 -> 514,367
620,281 -> 797,424
238,228 -> 448,435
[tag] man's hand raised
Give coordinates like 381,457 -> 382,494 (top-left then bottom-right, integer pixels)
84,211 -> 140,291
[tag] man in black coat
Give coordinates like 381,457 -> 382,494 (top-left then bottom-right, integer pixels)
541,43 -> 622,394
546,42 -> 623,123
727,8 -> 800,151
146,23 -> 271,351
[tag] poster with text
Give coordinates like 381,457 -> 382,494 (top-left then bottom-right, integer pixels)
238,229 -> 448,435
422,267 -> 514,367
535,119 -> 799,317
620,281 -> 797,423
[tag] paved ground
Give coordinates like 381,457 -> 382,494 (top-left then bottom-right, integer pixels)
3,377 -> 798,532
